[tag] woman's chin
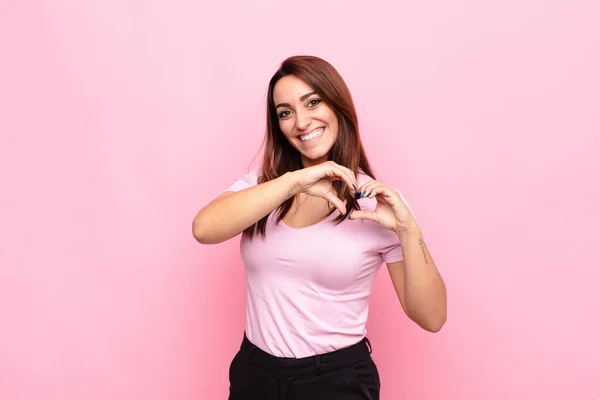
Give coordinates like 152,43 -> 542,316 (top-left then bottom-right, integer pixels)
301,152 -> 329,167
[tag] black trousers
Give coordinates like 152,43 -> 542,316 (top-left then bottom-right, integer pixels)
228,333 -> 381,400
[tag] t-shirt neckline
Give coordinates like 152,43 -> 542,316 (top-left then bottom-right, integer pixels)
278,207 -> 341,231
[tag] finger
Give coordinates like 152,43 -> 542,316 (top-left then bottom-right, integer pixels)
323,163 -> 354,190
358,180 -> 383,198
333,164 -> 358,191
357,180 -> 375,197
329,163 -> 358,194
350,210 -> 378,222
365,184 -> 392,199
323,191 -> 347,215
366,185 -> 401,205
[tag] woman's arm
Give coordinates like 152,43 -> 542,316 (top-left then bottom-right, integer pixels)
350,179 -> 447,332
192,172 -> 297,244
387,226 -> 447,332
192,161 -> 358,245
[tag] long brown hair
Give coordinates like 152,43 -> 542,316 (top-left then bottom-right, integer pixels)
243,55 -> 377,239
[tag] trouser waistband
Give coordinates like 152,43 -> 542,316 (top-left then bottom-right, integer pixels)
239,334 -> 373,377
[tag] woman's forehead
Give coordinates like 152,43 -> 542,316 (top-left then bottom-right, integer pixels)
273,76 -> 315,102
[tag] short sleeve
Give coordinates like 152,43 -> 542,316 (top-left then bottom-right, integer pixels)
379,188 -> 418,264
225,169 -> 260,193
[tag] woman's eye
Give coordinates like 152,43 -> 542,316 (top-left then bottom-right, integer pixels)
308,99 -> 322,107
278,110 -> 290,118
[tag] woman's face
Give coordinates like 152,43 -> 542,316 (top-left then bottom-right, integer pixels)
273,75 -> 338,168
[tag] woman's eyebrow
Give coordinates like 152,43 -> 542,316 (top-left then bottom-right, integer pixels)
275,91 -> 317,109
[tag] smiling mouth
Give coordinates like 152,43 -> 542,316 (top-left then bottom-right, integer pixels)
299,127 -> 324,142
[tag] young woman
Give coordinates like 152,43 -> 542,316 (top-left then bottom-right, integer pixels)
193,55 -> 447,400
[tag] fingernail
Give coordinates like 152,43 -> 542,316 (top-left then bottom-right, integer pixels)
360,191 -> 366,198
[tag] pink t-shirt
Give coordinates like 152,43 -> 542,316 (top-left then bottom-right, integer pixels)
225,169 -> 414,358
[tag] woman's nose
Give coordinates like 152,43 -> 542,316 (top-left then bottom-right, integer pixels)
295,110 -> 311,130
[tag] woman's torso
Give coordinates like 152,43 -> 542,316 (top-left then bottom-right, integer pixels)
238,172 -> 404,358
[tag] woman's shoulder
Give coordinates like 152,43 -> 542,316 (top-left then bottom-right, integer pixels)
245,168 -> 262,182
225,168 -> 262,192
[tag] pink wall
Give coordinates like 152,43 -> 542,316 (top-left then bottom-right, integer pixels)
1,1 -> 599,399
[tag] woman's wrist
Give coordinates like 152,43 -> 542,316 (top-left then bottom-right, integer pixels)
281,170 -> 302,198
395,223 -> 421,240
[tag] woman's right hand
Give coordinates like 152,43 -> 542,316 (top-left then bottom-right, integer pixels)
291,161 -> 358,215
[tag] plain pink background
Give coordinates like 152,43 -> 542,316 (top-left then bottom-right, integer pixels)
1,1 -> 599,399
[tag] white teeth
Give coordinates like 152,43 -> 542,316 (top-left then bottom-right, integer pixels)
300,128 -> 324,142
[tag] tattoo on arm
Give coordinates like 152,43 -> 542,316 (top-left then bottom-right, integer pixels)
418,237 -> 428,264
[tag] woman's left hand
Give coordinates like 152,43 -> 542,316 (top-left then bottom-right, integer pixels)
350,180 -> 418,234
